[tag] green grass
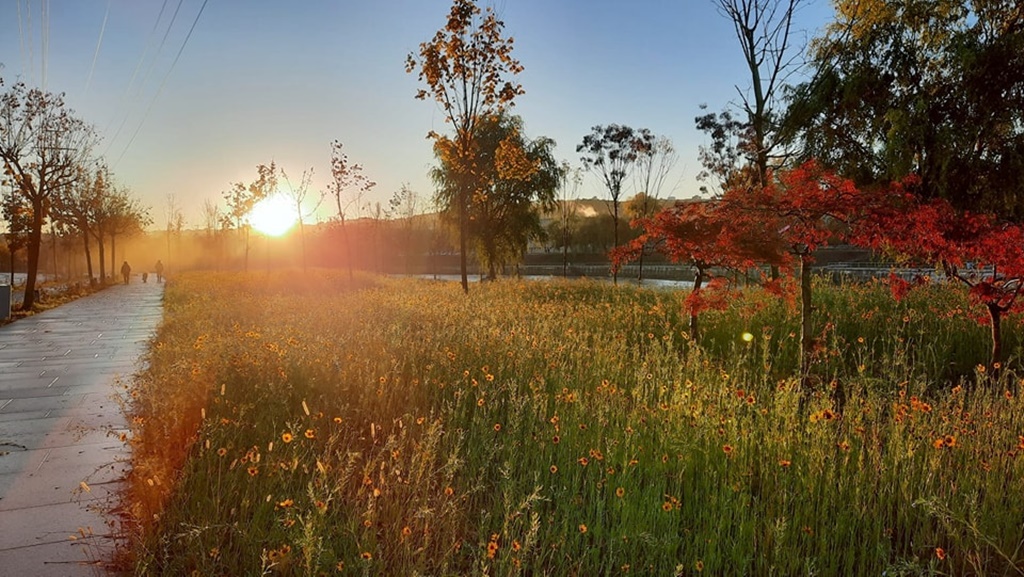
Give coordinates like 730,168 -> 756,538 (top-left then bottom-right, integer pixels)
123,271 -> 1024,575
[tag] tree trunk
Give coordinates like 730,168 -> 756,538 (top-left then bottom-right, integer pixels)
611,201 -> 619,285
341,218 -> 353,281
689,268 -> 705,341
459,188 -> 469,293
82,232 -> 95,287
51,226 -> 59,282
298,219 -> 308,273
562,227 -> 570,278
799,254 -> 813,393
243,226 -> 250,273
989,304 -> 1002,382
96,230 -> 107,284
20,200 -> 43,311
110,233 -> 117,278
637,246 -> 645,285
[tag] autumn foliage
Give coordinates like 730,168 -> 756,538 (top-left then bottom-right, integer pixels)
860,194 -> 1024,372
617,155 -> 1024,384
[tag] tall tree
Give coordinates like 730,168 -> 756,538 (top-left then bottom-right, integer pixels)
713,0 -> 808,187
200,198 -> 224,271
721,161 -> 868,396
327,141 -> 375,280
52,164 -> 102,285
550,164 -> 581,278
407,0 -> 525,293
431,113 -> 562,280
222,162 -> 276,272
784,0 -> 1024,216
628,136 -> 678,283
577,124 -> 654,284
280,166 -> 320,273
386,183 -> 420,275
695,105 -> 757,194
0,81 -> 96,309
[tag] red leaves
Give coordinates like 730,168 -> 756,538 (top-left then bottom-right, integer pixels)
722,160 -> 864,257
886,273 -> 913,302
863,191 -> 1024,315
683,277 -> 731,316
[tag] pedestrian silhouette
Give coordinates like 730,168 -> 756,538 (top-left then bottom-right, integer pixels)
121,261 -> 131,285
155,259 -> 165,283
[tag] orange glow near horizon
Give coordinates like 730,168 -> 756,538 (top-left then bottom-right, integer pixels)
248,193 -> 298,237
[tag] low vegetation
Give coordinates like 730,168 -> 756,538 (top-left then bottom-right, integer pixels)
123,271 -> 1024,575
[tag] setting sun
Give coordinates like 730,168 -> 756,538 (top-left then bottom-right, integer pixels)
248,193 -> 298,236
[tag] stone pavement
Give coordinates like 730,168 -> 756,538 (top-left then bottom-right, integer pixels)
0,278 -> 163,576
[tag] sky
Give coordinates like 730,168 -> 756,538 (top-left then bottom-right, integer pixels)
0,0 -> 836,228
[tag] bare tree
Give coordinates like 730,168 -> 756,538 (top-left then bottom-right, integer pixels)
577,124 -> 654,285
327,141 -> 375,280
280,166 -> 321,273
200,198 -> 223,271
551,163 -> 581,278
2,184 -> 31,286
51,164 -> 102,286
0,81 -> 96,309
713,0 -> 808,187
222,162 -> 276,272
630,136 -> 678,283
387,183 -> 419,275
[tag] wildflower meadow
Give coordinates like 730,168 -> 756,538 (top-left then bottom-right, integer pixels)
122,271 -> 1024,575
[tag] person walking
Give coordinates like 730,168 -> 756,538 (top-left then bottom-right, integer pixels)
155,259 -> 165,283
121,260 -> 132,285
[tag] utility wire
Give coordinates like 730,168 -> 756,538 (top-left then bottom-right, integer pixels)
113,0 -> 209,168
85,0 -> 112,95
41,0 -> 48,90
24,0 -> 34,86
102,0 -> 173,158
139,0 -> 185,99
17,0 -> 26,79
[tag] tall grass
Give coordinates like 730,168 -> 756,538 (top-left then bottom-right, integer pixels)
123,271 -> 1024,575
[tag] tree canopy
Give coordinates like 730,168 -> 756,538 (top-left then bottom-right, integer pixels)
432,113 -> 562,280
407,0 -> 525,293
784,0 -> 1024,217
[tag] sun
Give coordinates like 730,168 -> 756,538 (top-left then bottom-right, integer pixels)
248,193 -> 298,236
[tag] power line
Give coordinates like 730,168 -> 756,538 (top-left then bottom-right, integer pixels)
113,0 -> 209,169
41,0 -> 48,90
16,1 -> 26,78
85,0 -> 113,95
139,0 -> 185,99
102,0 -> 173,158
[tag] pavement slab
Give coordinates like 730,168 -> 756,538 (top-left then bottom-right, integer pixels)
0,279 -> 163,576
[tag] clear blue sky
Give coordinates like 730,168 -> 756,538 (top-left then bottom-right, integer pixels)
0,0 -> 834,227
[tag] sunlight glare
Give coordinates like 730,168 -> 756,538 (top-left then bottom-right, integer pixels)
249,193 -> 298,236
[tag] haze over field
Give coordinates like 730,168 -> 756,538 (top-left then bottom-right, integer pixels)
0,0 -> 834,225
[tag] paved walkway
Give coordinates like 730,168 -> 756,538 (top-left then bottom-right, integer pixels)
0,278 -> 163,576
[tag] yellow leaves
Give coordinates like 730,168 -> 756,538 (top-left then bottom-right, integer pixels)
495,135 -> 538,181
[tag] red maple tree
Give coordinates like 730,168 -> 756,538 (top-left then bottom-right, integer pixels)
612,199 -> 781,341
719,160 -> 871,390
858,195 -> 1024,375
